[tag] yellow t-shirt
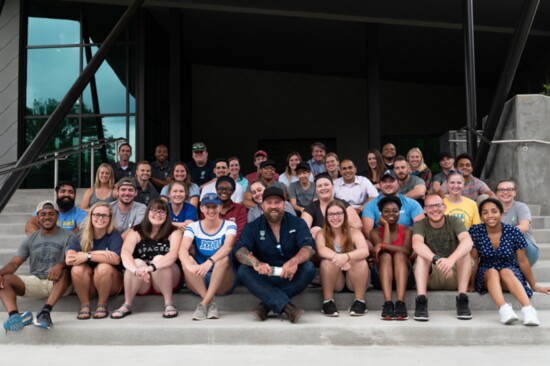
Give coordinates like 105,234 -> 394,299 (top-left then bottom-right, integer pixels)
444,197 -> 480,229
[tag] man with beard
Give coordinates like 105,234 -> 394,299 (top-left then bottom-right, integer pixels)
111,143 -> 136,182
382,143 -> 397,170
393,156 -> 426,201
150,144 -> 173,190
412,193 -> 473,321
199,176 -> 247,242
200,159 -> 244,203
234,186 -> 316,323
109,177 -> 147,239
25,181 -> 87,236
361,169 -> 425,240
1,201 -> 73,331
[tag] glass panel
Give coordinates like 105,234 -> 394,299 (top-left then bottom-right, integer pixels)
28,2 -> 80,46
129,45 -> 136,113
24,118 -> 80,188
82,46 -> 127,114
26,48 -> 80,116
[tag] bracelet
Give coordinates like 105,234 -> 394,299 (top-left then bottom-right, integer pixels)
150,263 -> 157,272
208,257 -> 216,265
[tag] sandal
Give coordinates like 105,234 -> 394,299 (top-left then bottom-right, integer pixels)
93,303 -> 109,319
110,304 -> 132,319
77,303 -> 91,320
163,304 -> 178,319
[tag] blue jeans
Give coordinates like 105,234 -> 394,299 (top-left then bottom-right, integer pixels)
237,261 -> 316,314
525,237 -> 540,267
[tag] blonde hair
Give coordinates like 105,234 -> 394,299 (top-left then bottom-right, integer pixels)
80,202 -> 116,252
406,147 -> 428,172
94,163 -> 115,189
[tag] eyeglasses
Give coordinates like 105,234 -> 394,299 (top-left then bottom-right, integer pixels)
192,144 -> 206,151
149,209 -> 167,216
327,212 -> 344,218
91,213 -> 111,219
424,203 -> 445,210
448,169 -> 463,175
496,188 -> 515,193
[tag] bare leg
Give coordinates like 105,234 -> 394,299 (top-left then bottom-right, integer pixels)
455,254 -> 471,294
378,253 -> 394,301
71,264 -> 95,307
44,269 -> 70,307
484,269 -> 506,308
123,259 -> 150,305
345,259 -> 368,300
93,263 -> 123,304
320,259 -> 344,300
0,275 -> 26,312
394,252 -> 409,301
151,258 -> 180,306
182,257 -> 208,300
414,256 -> 430,296
499,269 -> 531,307
203,256 -> 234,304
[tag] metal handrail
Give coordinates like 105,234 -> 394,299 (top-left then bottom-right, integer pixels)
0,137 -> 126,187
447,138 -> 550,146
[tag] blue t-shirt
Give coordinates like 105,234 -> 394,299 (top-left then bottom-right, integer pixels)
34,206 -> 87,231
184,220 -> 237,264
362,193 -> 424,227
169,202 -> 197,223
67,230 -> 123,268
233,212 -> 316,267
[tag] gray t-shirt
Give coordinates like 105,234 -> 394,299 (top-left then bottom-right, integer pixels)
413,215 -> 467,258
110,201 -> 147,235
432,172 -> 448,186
16,229 -> 74,279
288,181 -> 317,208
399,175 -> 425,195
502,201 -> 536,244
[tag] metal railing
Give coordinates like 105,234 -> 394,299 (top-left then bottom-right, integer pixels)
0,138 -> 126,188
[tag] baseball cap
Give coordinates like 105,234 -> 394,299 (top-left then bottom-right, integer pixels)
116,177 -> 137,188
262,186 -> 285,201
259,160 -> 276,169
254,150 -> 268,158
36,200 -> 59,213
380,169 -> 398,181
192,142 -> 207,152
295,162 -> 311,173
201,193 -> 222,205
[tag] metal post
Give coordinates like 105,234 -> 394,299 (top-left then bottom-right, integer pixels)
90,142 -> 95,188
473,0 -> 540,176
54,153 -> 59,188
0,0 -> 144,213
463,0 -> 478,157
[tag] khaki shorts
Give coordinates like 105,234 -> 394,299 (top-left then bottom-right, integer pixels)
19,275 -> 73,298
427,264 -> 458,291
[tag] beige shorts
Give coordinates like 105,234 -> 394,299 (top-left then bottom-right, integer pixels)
18,275 -> 73,298
427,264 -> 458,291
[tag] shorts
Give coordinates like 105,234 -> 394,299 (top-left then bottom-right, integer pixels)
189,267 -> 238,297
137,270 -> 184,296
427,264 -> 458,291
19,275 -> 72,298
370,262 -> 416,291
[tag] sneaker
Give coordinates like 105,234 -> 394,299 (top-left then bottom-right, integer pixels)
414,295 -> 429,321
206,302 -> 219,319
192,303 -> 208,321
499,303 -> 518,325
3,311 -> 33,332
283,303 -> 304,323
33,310 -> 53,329
394,300 -> 409,320
251,302 -> 269,321
521,305 -> 540,326
349,300 -> 367,316
380,301 -> 394,320
321,300 -> 339,317
456,293 -> 472,320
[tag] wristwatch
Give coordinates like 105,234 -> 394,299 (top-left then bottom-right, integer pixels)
432,255 -> 441,265
87,252 -> 92,261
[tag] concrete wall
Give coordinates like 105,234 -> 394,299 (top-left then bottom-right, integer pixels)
482,94 -> 550,210
0,0 -> 20,186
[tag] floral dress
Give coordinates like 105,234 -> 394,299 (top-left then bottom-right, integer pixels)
469,222 -> 532,297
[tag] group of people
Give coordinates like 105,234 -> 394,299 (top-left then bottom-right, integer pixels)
0,140 -> 547,333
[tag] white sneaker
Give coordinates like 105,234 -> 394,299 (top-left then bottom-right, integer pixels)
521,305 -> 540,326
499,303 -> 518,325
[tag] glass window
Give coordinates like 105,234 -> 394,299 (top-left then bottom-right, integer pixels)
26,48 -> 80,116
82,46 -> 127,114
28,3 -> 80,46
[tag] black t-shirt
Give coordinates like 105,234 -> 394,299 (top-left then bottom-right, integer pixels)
187,160 -> 215,186
303,199 -> 351,228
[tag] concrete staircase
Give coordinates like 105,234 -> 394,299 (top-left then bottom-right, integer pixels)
1,189 -> 550,346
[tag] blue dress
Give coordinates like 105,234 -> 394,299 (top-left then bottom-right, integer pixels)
469,222 -> 532,297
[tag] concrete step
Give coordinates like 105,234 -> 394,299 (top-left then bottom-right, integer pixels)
0,223 -> 28,236
0,310 -> 549,346
14,285 -> 550,313
0,212 -> 33,224
532,216 -> 550,229
534,229 -> 550,243
538,243 -> 550,260
528,205 -> 541,216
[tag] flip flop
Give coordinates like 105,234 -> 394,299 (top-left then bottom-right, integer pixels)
93,304 -> 109,319
163,304 -> 178,319
110,303 -> 132,319
77,304 -> 91,320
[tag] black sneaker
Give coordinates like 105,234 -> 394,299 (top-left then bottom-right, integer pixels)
456,293 -> 472,320
394,300 -> 409,320
380,301 -> 394,320
349,300 -> 367,316
414,295 -> 429,321
322,300 -> 339,317
33,310 -> 53,329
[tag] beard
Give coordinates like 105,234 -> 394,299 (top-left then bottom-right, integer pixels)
264,208 -> 284,224
56,196 -> 75,211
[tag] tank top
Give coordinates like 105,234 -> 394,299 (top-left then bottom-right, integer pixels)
378,224 -> 405,246
90,188 -> 116,206
132,238 -> 171,264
